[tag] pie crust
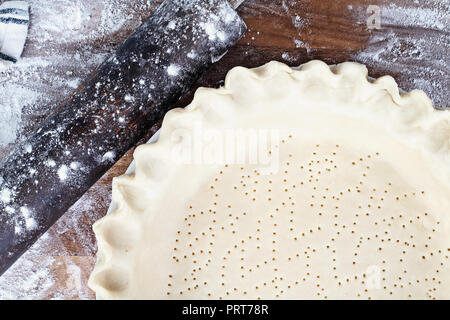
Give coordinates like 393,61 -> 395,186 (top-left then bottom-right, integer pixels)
88,60 -> 450,299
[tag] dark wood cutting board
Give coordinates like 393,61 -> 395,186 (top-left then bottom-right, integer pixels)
0,0 -> 447,299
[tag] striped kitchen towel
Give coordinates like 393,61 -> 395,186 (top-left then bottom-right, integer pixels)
0,1 -> 29,65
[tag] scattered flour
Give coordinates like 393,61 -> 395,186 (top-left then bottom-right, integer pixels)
281,52 -> 297,62
0,0 -> 159,154
0,253 -> 55,299
0,84 -> 39,146
102,151 -> 115,162
57,165 -> 69,181
0,179 -> 108,299
167,64 -> 180,76
380,3 -> 447,30
350,1 -> 449,108
243,0 -> 448,108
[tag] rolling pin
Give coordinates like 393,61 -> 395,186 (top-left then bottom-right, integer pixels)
0,0 -> 247,276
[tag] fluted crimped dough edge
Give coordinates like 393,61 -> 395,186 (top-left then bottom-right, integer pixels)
88,60 -> 450,299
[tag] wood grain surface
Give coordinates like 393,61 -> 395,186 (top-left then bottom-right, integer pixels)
0,0 -> 448,299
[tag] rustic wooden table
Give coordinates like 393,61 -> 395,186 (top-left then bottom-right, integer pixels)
0,0 -> 448,299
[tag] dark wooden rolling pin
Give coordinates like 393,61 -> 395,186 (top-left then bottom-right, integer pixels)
0,0 -> 246,276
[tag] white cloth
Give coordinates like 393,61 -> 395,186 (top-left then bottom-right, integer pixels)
0,1 -> 29,65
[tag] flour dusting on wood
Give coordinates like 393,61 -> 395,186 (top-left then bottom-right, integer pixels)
350,1 -> 449,108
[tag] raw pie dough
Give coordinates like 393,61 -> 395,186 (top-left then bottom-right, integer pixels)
88,61 -> 450,299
